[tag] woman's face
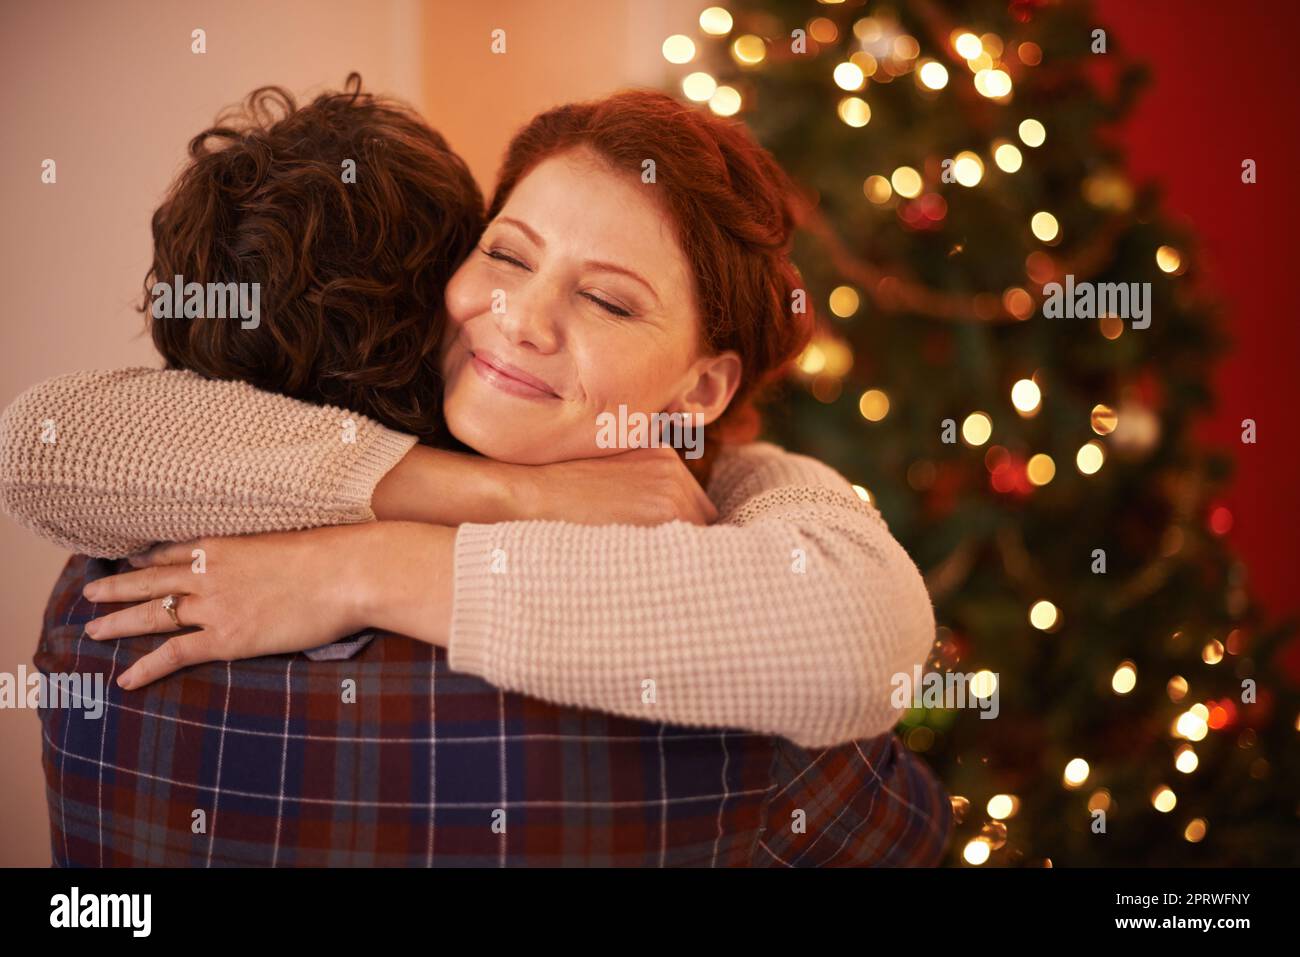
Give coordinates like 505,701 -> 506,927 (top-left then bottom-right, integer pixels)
439,146 -> 738,464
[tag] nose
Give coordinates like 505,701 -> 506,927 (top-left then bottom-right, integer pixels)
495,275 -> 563,354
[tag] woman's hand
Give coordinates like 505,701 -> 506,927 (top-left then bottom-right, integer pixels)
516,447 -> 717,526
81,525 -> 389,690
374,444 -> 717,528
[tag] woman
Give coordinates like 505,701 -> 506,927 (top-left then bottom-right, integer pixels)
1,87 -> 936,750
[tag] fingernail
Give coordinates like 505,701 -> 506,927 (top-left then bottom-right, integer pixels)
84,619 -> 100,638
83,583 -> 100,600
117,672 -> 134,690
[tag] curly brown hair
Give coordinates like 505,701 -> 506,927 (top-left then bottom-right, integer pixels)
143,73 -> 484,442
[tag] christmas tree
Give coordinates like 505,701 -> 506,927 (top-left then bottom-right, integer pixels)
665,0 -> 1299,865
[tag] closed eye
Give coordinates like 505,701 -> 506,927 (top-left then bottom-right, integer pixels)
581,293 -> 633,318
481,245 -> 632,317
481,247 -> 530,270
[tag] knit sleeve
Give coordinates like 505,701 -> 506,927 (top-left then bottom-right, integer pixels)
449,442 -> 935,748
0,368 -> 418,558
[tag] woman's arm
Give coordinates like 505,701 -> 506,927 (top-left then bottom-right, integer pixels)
0,368 -> 419,557
89,442 -> 934,749
409,442 -> 937,749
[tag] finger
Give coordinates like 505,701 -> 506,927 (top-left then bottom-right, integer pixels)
85,594 -> 203,641
128,540 -> 201,568
690,482 -> 717,524
83,565 -> 196,604
117,631 -> 212,691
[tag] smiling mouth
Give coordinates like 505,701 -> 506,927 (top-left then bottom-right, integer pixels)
468,350 -> 560,400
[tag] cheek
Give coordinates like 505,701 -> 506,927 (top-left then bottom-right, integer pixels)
574,334 -> 683,413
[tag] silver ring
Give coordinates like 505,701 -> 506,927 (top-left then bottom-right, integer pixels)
161,594 -> 181,628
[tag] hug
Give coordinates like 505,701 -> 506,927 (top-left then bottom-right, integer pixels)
0,74 -> 950,866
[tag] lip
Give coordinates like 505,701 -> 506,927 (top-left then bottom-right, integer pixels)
469,349 -> 560,400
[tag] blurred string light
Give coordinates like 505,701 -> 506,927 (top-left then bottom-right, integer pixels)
829,285 -> 860,317
1030,599 -> 1060,631
891,166 -> 923,198
850,50 -> 879,78
1174,706 -> 1209,741
731,34 -> 766,65
809,17 -> 838,43
952,31 -> 983,59
709,85 -> 741,116
970,670 -> 998,698
1031,211 -> 1060,242
952,150 -> 985,187
963,838 -> 991,865
1026,453 -> 1055,486
859,389 -> 890,421
993,140 -> 1023,173
1112,661 -> 1137,694
1167,675 -> 1189,702
987,794 -> 1020,819
834,61 -> 866,90
1063,757 -> 1090,788
917,59 -> 949,90
863,174 -> 892,203
1076,440 -> 1105,475
1010,377 -> 1041,414
974,68 -> 1012,99
894,35 -> 920,60
961,411 -> 992,446
662,34 -> 695,64
1099,315 -> 1125,340
1003,287 -> 1034,319
698,6 -> 732,36
681,72 -> 717,102
1091,403 -> 1118,434
838,96 -> 871,127
1156,245 -> 1183,273
1019,118 -> 1047,147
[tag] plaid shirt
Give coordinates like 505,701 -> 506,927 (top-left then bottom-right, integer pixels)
35,555 -> 951,867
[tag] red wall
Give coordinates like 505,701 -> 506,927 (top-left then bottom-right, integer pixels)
1097,0 -> 1300,617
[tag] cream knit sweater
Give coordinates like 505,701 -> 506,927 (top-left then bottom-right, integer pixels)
0,369 -> 935,748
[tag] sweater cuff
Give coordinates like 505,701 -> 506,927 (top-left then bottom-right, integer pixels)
331,425 -> 419,522
302,631 -> 376,661
447,523 -> 502,679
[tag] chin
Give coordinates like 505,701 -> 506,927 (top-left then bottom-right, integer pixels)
446,412 -> 556,465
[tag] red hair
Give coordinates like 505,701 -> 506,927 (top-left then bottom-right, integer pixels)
487,89 -> 813,443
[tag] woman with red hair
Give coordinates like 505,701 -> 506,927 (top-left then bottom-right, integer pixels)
2,88 -> 935,751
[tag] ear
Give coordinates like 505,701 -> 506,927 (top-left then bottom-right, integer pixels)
668,350 -> 742,426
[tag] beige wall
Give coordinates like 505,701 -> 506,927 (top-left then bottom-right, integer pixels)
0,0 -> 694,865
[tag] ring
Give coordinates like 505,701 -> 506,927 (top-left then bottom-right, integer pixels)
161,594 -> 181,628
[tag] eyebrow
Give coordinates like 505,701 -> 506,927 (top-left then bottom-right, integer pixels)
494,216 -> 662,307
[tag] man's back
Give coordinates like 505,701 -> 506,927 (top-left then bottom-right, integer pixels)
37,555 -> 951,866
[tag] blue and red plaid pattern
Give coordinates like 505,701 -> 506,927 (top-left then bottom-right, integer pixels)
36,555 -> 952,866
